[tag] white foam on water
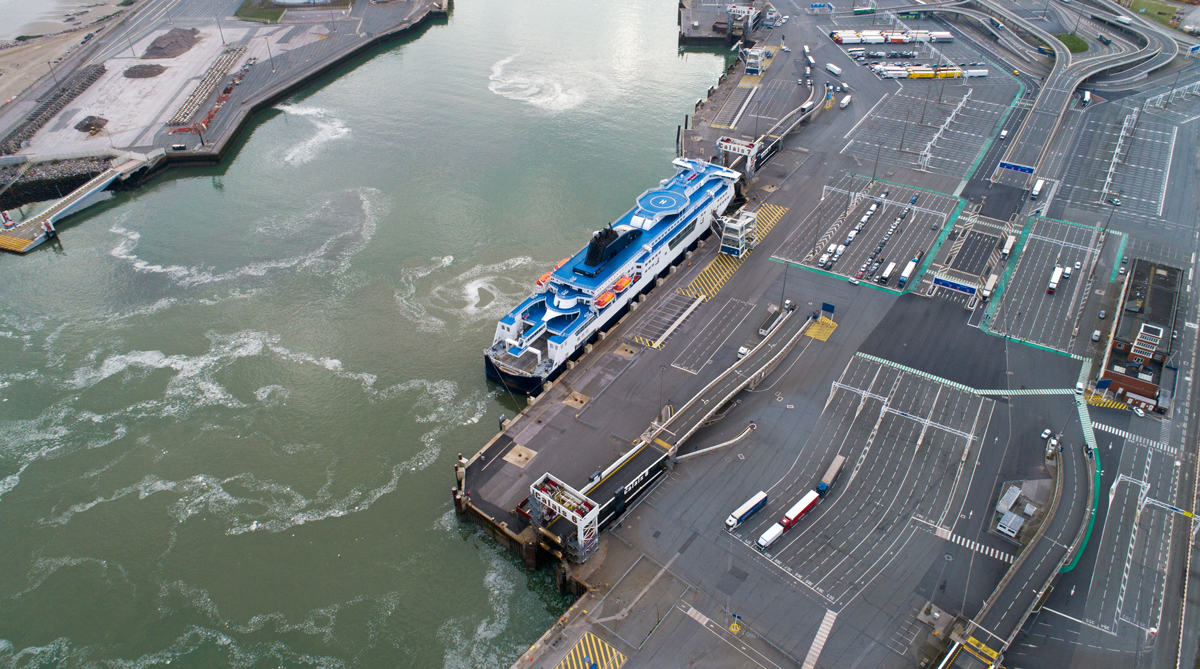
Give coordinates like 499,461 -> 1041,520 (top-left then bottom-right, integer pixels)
10,555 -> 131,600
278,104 -> 350,165
393,255 -> 454,332
0,368 -> 39,391
488,54 -> 587,112
395,255 -> 535,334
107,188 -> 381,288
254,384 -> 289,405
440,550 -> 520,669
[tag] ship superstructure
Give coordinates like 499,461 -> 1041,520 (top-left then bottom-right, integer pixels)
485,158 -> 740,394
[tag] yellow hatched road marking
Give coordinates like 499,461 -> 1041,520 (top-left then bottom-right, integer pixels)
0,235 -> 35,253
805,316 -> 838,342
1086,392 -> 1128,410
632,336 -> 661,350
555,631 -> 626,669
678,204 -> 788,300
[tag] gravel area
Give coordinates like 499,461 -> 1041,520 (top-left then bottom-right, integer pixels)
142,27 -> 200,59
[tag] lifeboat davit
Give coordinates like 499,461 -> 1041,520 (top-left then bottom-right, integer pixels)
613,276 -> 633,293
595,291 -> 616,308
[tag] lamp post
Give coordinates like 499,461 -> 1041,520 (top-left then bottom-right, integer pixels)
216,15 -> 225,45
264,36 -> 275,73
659,365 -> 666,418
46,61 -> 61,90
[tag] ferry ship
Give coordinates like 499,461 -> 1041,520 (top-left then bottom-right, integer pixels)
485,158 -> 741,395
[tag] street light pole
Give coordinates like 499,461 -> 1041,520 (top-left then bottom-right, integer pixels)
899,108 -> 910,150
264,36 -> 275,73
46,61 -> 61,90
872,142 -> 882,182
216,15 -> 225,45
780,260 -> 788,309
659,365 -> 666,418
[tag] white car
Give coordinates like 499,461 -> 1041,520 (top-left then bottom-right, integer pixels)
1132,406 -> 1145,417
1041,428 -> 1052,439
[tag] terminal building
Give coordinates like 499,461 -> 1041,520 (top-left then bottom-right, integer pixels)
1097,258 -> 1182,413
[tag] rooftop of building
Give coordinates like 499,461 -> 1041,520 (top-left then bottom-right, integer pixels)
1115,258 -> 1181,354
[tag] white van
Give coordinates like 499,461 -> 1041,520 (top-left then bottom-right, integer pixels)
1091,329 -> 1101,342
827,244 -> 838,254
1063,266 -> 1072,280
868,203 -> 878,215
835,244 -> 846,257
818,253 -> 831,267
1000,129 -> 1009,139
845,231 -> 858,244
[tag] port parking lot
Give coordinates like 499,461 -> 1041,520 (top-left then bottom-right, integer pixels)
841,82 -> 1011,179
1057,104 -> 1177,219
986,217 -> 1102,353
773,176 -> 959,288
726,355 -> 996,609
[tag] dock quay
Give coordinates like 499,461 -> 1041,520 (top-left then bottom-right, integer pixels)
0,0 -> 448,251
460,1 -> 1200,667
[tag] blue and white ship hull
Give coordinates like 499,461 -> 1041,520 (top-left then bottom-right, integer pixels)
485,158 -> 740,395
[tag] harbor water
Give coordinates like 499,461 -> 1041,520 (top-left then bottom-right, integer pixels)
0,0 -> 727,665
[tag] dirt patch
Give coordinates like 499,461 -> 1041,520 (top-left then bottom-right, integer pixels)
73,116 -> 108,133
141,27 -> 200,59
123,63 -> 166,78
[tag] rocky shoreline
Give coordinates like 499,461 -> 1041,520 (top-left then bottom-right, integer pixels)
0,157 -> 109,211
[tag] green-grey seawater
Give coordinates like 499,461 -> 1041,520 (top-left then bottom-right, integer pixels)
0,0 -> 726,666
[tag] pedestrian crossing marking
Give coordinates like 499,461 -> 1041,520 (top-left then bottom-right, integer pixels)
1092,422 -> 1175,455
934,526 -> 1014,563
679,205 -> 787,300
806,316 -> 838,341
801,610 -> 839,669
555,632 -> 626,669
632,336 -> 662,350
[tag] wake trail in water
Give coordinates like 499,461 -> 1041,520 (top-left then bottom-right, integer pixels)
488,53 -> 588,112
278,104 -> 350,165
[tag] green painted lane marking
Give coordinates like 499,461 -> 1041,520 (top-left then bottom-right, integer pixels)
771,257 -> 901,294
855,353 -> 1077,395
1111,233 -> 1129,283
1063,393 -> 1101,574
963,75 -> 1027,182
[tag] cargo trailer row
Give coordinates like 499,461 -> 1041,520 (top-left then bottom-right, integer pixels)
829,29 -> 953,44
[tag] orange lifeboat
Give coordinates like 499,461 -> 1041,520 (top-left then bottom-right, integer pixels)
536,258 -> 571,287
595,291 -> 616,308
613,276 -> 633,293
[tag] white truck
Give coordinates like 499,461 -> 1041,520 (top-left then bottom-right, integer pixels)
840,95 -> 852,109
826,63 -> 842,76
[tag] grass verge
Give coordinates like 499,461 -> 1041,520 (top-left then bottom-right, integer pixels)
1055,33 -> 1089,53
1129,0 -> 1180,27
235,0 -> 285,24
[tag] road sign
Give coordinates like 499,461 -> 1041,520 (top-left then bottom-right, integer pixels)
1096,379 -> 1112,390
717,136 -> 756,156
934,277 -> 976,295
999,161 -> 1035,174
822,302 -> 835,314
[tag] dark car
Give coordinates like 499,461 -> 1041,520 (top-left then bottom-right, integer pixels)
909,194 -> 920,204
